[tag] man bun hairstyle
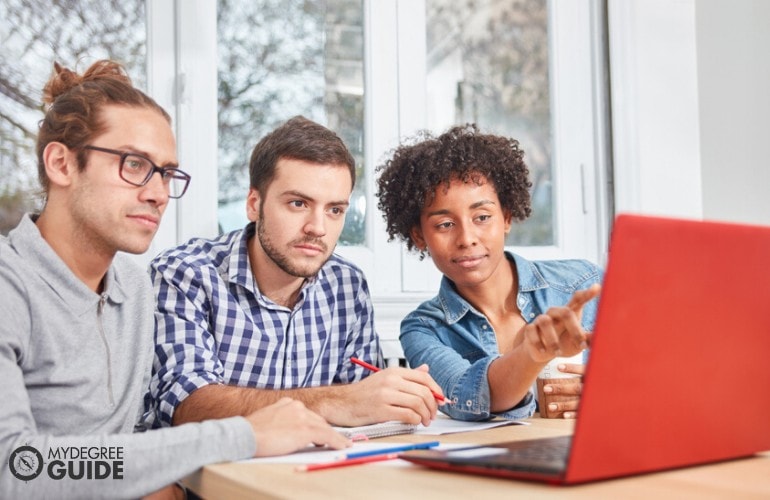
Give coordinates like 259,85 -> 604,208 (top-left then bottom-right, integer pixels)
36,60 -> 170,193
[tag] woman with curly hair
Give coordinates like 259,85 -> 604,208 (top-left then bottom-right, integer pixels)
376,124 -> 602,421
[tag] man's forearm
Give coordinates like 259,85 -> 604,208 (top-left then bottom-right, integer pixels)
172,383 -> 353,425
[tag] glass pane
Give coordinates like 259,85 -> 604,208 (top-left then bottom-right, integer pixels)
425,0 -> 553,246
0,0 -> 147,236
217,0 -> 366,246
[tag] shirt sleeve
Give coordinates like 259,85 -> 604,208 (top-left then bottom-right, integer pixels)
400,313 -> 535,422
337,274 -> 384,382
0,264 -> 255,498
1,386 -> 255,500
145,256 -> 227,428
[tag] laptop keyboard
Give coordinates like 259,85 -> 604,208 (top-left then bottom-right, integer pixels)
475,435 -> 571,475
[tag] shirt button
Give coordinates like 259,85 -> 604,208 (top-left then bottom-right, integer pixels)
482,324 -> 487,330
529,313 -> 535,318
465,400 -> 473,407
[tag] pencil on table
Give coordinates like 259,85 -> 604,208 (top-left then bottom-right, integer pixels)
296,453 -> 400,472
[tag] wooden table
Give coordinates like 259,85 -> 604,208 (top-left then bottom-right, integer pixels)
184,417 -> 770,499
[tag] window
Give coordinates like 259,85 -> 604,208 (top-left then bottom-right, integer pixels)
393,0 -> 609,294
216,0 -> 366,246
425,0 -> 554,247
0,0 -> 147,235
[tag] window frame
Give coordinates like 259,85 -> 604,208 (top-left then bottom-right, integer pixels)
145,0 -> 220,262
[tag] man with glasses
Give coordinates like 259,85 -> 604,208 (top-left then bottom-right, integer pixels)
0,60 -> 348,499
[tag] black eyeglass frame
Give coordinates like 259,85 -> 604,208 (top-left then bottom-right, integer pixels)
82,145 -> 191,198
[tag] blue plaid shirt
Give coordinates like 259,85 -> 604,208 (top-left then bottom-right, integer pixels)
143,223 -> 382,427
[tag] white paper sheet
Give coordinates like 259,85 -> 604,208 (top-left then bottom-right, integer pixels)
415,414 -> 528,435
240,417 -> 527,465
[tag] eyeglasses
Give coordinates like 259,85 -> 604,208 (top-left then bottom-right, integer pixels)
83,145 -> 191,199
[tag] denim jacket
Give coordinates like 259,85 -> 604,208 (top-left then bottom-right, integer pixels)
400,252 -> 603,421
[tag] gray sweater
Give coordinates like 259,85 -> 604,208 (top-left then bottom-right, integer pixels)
0,215 -> 255,499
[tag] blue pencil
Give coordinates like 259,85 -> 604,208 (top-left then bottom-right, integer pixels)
343,441 -> 441,459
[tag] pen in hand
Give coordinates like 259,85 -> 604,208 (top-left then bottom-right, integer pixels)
350,357 -> 451,404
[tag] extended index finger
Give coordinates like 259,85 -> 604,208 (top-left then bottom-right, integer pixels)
566,283 -> 601,312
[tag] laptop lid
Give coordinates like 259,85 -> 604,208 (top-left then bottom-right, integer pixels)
402,214 -> 770,484
565,214 -> 770,482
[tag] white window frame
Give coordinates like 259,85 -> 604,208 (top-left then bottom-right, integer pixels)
144,0 -> 220,263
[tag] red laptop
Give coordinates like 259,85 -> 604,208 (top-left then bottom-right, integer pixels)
401,214 -> 770,484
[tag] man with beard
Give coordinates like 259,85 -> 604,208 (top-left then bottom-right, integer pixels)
146,116 -> 445,429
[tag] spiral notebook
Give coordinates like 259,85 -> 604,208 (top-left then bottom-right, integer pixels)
334,421 -> 417,439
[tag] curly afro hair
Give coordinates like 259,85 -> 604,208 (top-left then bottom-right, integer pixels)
376,123 -> 532,255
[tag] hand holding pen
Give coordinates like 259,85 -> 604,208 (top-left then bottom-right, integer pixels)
338,357 -> 448,427
351,357 -> 451,404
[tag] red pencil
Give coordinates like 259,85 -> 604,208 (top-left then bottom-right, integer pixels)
350,357 -> 451,404
296,453 -> 400,472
